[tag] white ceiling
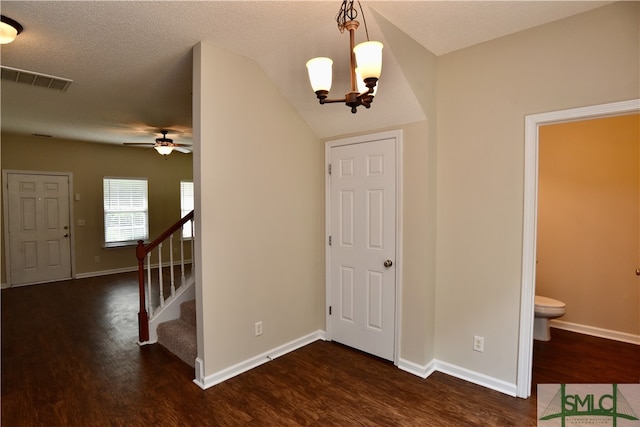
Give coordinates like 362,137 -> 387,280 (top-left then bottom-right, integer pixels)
0,1 -> 611,146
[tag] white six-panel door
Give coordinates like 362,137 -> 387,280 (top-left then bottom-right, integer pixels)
329,136 -> 397,361
6,172 -> 72,286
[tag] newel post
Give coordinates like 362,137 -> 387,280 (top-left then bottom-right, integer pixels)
136,239 -> 149,342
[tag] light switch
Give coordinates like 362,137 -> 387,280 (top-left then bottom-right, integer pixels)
78,219 -> 85,226
75,193 -> 81,201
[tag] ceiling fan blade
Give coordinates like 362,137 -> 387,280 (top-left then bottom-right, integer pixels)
123,142 -> 155,147
174,147 -> 192,154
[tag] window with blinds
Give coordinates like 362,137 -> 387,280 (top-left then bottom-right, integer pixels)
180,180 -> 194,238
103,177 -> 149,246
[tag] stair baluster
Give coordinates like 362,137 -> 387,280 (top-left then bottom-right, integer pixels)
180,233 -> 186,286
169,235 -> 176,297
158,242 -> 165,308
146,252 -> 153,317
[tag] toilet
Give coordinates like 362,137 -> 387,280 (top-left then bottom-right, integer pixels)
534,295 -> 566,341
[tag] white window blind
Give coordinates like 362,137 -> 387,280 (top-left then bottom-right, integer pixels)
103,178 -> 148,245
180,180 -> 194,238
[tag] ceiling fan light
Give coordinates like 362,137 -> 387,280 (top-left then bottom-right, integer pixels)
0,16 -> 23,44
306,57 -> 333,92
155,145 -> 174,156
353,41 -> 383,80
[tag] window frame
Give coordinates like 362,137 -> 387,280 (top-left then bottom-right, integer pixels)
180,180 -> 194,239
103,177 -> 149,248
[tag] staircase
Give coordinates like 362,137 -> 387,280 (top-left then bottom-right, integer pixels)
136,211 -> 198,369
157,300 -> 197,367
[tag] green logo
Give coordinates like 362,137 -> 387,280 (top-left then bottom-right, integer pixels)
538,384 -> 639,427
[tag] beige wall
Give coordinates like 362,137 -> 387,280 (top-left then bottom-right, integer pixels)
194,42 -> 325,376
435,2 -> 639,384
1,134 -> 193,282
537,114 -> 639,335
371,9 -> 439,367
194,1 -> 639,385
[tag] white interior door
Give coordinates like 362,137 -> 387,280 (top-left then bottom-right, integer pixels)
6,172 -> 72,286
329,137 -> 397,361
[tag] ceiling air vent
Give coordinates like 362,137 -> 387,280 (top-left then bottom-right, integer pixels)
1,65 -> 72,92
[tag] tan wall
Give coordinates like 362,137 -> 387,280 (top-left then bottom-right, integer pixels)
1,134 -> 193,282
371,9 -> 439,367
435,2 -> 639,384
194,42 -> 325,376
537,114 -> 639,335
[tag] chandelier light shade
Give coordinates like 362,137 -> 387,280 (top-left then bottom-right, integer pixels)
306,57 -> 334,92
353,41 -> 383,79
0,15 -> 23,44
306,0 -> 383,114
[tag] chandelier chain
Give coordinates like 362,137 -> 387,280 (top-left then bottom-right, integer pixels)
336,0 -> 370,40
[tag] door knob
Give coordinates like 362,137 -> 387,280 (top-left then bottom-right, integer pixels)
63,233 -> 69,238
384,259 -> 393,268
636,268 -> 640,276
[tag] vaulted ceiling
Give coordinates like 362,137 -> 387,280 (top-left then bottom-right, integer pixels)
0,1 -> 611,146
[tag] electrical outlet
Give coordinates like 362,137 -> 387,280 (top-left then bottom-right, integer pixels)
255,321 -> 263,336
473,336 -> 484,352
94,256 -> 100,263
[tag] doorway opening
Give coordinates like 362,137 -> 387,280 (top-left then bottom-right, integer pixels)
516,99 -> 640,398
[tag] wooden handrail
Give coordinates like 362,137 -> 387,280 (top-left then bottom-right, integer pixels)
136,210 -> 194,342
140,210 -> 194,256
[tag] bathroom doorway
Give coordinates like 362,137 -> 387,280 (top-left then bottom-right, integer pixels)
537,115 -> 639,340
516,99 -> 640,398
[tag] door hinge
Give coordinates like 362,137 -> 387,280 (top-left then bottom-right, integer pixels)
329,235 -> 332,246
329,306 -> 332,315
328,163 -> 332,175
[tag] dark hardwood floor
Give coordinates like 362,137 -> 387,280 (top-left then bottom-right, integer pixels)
2,273 -> 638,426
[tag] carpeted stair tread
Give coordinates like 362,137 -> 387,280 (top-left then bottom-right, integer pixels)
157,319 -> 196,368
180,300 -> 196,327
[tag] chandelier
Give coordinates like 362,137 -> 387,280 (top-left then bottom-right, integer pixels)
306,1 -> 383,114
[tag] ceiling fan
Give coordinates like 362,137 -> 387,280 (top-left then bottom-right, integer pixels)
123,130 -> 192,156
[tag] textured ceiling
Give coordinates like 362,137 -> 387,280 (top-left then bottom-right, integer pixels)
0,1 -> 611,145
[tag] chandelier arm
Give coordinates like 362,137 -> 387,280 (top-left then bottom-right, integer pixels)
357,87 -> 374,98
319,97 -> 348,104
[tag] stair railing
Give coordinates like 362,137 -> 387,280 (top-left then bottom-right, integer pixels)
137,210 -> 194,342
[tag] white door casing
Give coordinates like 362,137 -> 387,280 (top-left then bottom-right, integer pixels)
3,171 -> 73,286
325,130 -> 402,362
517,99 -> 640,399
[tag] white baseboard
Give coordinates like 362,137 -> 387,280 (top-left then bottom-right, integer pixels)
193,330 -> 326,390
74,260 -> 193,280
551,319 -> 640,345
434,360 -> 517,397
75,266 -> 138,279
190,330 -> 516,397
398,358 -> 517,397
1,282 -> 9,289
397,358 -> 436,379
